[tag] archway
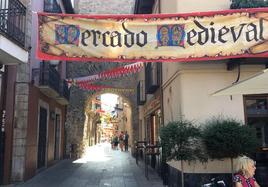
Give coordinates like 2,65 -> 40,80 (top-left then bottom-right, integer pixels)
82,92 -> 133,151
65,86 -> 138,158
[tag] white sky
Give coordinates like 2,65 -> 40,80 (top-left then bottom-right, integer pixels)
71,0 -> 74,6
101,93 -> 118,112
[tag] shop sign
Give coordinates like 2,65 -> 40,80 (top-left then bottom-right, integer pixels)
144,95 -> 160,115
38,8 -> 268,62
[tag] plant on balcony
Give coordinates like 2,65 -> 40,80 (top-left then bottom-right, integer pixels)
202,116 -> 258,175
160,120 -> 207,187
230,0 -> 268,9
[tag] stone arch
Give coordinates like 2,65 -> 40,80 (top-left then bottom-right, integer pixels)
83,90 -> 136,151
66,83 -> 138,158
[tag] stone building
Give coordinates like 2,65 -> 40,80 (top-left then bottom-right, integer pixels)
0,0 -> 73,184
0,0 -> 29,184
65,0 -> 139,157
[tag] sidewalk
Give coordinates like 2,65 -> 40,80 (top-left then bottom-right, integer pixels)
13,143 -> 165,187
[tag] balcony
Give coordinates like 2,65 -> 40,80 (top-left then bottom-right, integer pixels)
0,0 -> 26,47
137,80 -> 146,105
0,0 -> 28,65
55,80 -> 70,105
37,62 -> 60,98
44,0 -> 62,13
32,62 -> 70,105
145,63 -> 160,94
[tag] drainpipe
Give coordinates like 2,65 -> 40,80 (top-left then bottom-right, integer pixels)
160,62 -> 164,127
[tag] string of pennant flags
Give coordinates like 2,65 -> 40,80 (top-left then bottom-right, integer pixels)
66,62 -> 143,93
67,62 -> 143,84
77,82 -> 135,93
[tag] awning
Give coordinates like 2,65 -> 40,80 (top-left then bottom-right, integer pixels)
212,69 -> 268,96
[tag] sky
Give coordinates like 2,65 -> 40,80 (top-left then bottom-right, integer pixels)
71,0 -> 74,6
101,94 -> 118,113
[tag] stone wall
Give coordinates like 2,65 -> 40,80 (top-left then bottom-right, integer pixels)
66,59 -> 139,155
66,0 -> 138,156
75,0 -> 135,14
11,0 -> 31,182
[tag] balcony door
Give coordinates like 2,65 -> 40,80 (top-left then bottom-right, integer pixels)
37,107 -> 48,169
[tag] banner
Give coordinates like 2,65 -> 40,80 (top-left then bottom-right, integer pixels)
38,8 -> 268,62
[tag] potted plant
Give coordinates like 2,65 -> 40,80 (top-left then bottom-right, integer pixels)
202,116 -> 258,176
230,0 -> 268,9
160,120 -> 207,187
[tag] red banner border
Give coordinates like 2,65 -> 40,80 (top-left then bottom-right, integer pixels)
37,8 -> 268,62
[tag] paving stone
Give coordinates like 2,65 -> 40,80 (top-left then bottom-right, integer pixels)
15,143 -> 166,187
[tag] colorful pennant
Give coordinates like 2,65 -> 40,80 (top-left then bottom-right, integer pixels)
67,62 -> 143,84
77,82 -> 135,93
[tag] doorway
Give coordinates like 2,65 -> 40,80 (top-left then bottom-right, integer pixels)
37,107 -> 48,169
244,96 -> 268,186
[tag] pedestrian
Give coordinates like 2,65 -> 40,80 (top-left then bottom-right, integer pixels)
124,131 -> 129,152
113,135 -> 119,150
233,156 -> 260,187
119,131 -> 124,151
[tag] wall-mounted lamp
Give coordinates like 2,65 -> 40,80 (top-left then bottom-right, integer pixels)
50,111 -> 56,121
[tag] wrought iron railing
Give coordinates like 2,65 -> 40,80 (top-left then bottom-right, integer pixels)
39,62 -> 60,93
0,0 -> 26,47
60,79 -> 70,101
44,0 -> 62,13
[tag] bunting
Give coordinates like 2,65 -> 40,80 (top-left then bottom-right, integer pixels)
67,62 -> 143,84
77,82 -> 135,93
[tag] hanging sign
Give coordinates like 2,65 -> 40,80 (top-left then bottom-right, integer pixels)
37,8 -> 268,62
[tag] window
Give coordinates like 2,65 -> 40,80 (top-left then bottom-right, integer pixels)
245,96 -> 268,148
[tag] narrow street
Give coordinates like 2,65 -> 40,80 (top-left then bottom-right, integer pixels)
15,143 -> 164,187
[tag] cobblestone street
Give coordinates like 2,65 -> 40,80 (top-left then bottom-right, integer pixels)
14,143 -> 165,187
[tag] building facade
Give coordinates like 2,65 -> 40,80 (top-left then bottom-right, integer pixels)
136,0 -> 268,186
0,0 -> 73,184
65,0 -> 139,157
0,0 -> 29,184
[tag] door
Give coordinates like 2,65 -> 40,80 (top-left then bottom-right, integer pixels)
37,107 -> 47,169
245,96 -> 268,186
54,114 -> 60,160
0,65 -> 6,184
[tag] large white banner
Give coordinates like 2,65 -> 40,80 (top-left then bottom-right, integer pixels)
38,8 -> 268,62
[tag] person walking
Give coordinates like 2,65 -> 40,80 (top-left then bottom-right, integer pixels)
124,131 -> 129,152
233,156 -> 260,187
119,131 -> 124,151
113,135 -> 119,150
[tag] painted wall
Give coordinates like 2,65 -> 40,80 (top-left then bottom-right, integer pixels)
3,66 -> 16,184
25,85 -> 66,180
159,0 -> 266,175
162,64 -> 265,174
163,64 -> 265,124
